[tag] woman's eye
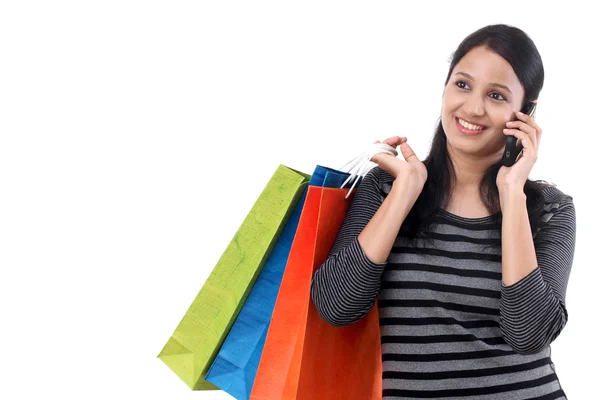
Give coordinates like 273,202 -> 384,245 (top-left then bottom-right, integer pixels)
489,92 -> 507,101
456,80 -> 468,89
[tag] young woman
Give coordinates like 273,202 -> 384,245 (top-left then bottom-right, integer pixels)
310,24 -> 575,400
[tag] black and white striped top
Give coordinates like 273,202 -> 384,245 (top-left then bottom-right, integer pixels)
310,166 -> 576,400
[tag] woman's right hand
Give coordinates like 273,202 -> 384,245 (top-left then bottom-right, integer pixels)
370,136 -> 428,192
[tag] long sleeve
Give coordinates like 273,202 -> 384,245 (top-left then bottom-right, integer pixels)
499,194 -> 576,354
310,166 -> 389,327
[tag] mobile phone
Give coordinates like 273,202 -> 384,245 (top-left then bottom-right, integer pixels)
502,102 -> 537,167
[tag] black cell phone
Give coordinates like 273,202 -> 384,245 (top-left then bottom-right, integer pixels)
502,102 -> 537,167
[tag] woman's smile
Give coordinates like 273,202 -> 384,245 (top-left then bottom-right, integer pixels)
455,117 -> 488,136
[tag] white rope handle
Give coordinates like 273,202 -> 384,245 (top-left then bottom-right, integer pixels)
338,143 -> 398,199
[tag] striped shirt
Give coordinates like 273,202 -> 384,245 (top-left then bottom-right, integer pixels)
310,166 -> 576,400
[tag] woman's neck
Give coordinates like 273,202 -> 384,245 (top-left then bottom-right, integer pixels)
447,145 -> 498,190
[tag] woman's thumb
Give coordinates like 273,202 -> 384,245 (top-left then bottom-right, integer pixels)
400,142 -> 420,163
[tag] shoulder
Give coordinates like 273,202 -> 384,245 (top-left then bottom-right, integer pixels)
532,181 -> 575,237
539,182 -> 573,205
363,166 -> 396,196
538,183 -> 575,219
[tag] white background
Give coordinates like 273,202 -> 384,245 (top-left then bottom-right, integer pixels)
1,1 -> 598,399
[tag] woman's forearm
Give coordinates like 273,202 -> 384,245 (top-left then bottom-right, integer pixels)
499,187 -> 538,285
358,179 -> 421,263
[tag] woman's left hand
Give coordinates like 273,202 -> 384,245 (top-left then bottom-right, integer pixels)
496,111 -> 543,192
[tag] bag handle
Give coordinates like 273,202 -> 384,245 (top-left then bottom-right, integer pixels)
338,143 -> 398,199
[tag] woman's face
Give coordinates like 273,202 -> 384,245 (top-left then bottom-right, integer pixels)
441,45 -> 526,160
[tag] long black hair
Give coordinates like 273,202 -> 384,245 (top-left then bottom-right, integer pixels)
402,24 -> 553,239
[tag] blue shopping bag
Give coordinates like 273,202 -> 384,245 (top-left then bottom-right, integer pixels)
205,165 -> 361,400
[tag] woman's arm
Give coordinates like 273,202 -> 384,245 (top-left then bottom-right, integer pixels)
310,167 -> 416,327
499,189 -> 576,354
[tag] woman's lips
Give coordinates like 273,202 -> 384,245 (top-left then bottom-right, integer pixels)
455,117 -> 486,136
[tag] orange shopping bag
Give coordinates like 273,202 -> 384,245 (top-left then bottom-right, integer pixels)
250,185 -> 382,400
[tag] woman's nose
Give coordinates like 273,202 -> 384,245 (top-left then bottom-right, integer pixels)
463,96 -> 486,116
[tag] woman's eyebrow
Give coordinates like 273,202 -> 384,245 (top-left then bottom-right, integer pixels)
454,72 -> 512,94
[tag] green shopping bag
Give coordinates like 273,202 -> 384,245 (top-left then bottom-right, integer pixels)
158,164 -> 311,390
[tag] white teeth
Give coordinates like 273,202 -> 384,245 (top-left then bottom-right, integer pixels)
458,118 -> 484,131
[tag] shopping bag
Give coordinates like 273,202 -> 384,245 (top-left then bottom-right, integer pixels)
250,145 -> 397,399
205,166 -> 357,399
250,184 -> 382,400
296,189 -> 382,399
158,164 -> 310,390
